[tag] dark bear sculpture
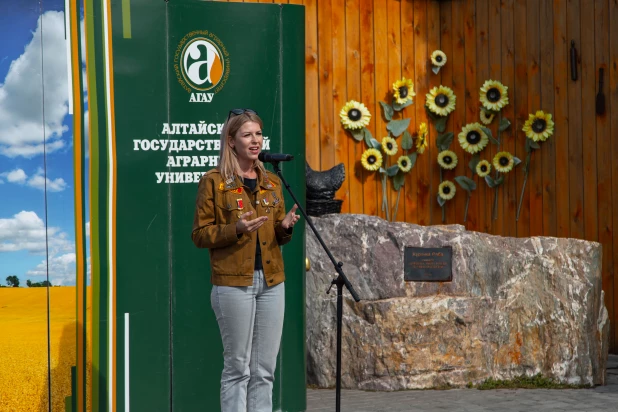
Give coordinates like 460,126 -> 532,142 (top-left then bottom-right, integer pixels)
305,162 -> 345,216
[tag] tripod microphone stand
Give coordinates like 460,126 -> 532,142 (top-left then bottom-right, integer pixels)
270,160 -> 361,412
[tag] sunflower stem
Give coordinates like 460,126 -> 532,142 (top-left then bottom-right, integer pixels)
393,189 -> 402,222
382,174 -> 390,221
516,170 -> 529,222
440,168 -> 445,223
464,192 -> 471,223
492,112 -> 502,220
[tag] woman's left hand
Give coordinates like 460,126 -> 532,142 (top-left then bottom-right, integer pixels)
281,204 -> 300,230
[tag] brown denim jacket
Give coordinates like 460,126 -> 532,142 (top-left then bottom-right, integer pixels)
191,168 -> 293,286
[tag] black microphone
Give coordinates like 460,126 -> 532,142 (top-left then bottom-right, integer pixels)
258,152 -> 294,163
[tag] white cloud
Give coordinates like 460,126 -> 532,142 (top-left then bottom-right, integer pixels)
0,210 -> 73,255
0,168 -> 67,191
0,11 -> 70,158
27,172 -> 67,192
3,168 -> 27,184
27,252 -> 76,286
85,221 -> 90,238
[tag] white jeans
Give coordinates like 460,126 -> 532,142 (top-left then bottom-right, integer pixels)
211,270 -> 285,412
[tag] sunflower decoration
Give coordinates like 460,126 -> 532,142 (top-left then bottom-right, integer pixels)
438,180 -> 456,201
416,122 -> 428,154
480,80 -> 509,112
438,150 -> 458,170
475,160 -> 491,177
522,110 -> 555,142
516,110 -> 555,222
397,155 -> 413,173
479,108 -> 495,125
426,85 -> 456,117
361,148 -> 383,171
381,136 -> 398,156
458,123 -> 489,154
392,78 -> 415,106
339,100 -> 371,130
493,151 -> 514,173
431,50 -> 447,74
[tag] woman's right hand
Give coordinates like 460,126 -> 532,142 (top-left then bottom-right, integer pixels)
236,211 -> 268,234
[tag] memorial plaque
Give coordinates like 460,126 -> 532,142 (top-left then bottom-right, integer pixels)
404,246 -> 452,282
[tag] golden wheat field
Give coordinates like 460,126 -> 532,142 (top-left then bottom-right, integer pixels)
0,287 -> 90,412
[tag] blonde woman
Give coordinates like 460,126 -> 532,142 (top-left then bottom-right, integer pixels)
192,109 -> 300,412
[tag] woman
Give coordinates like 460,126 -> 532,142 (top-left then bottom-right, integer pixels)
191,109 -> 300,412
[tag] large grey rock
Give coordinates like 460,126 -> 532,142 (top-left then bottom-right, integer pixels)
305,214 -> 609,390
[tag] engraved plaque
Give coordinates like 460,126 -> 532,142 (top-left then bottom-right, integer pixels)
404,246 -> 452,282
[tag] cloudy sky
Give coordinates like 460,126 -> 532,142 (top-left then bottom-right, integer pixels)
0,0 -> 83,286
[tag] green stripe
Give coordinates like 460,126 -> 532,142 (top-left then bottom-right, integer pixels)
122,0 -> 131,39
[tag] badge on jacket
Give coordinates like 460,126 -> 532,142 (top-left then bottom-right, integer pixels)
236,199 -> 244,210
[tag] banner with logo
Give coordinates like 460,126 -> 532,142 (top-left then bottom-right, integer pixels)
83,1 -> 305,411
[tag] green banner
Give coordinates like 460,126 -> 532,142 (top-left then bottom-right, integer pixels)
85,1 -> 306,410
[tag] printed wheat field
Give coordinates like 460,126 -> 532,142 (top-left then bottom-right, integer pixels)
0,287 -> 90,412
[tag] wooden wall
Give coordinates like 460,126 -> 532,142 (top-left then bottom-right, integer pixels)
222,0 -> 618,353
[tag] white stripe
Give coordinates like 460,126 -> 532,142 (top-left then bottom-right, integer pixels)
102,0 -> 114,410
64,0 -> 73,114
124,313 -> 130,411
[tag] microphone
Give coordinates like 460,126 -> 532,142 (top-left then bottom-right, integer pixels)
258,152 -> 294,163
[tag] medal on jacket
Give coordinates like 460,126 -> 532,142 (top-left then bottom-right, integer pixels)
236,198 -> 244,210
262,197 -> 269,206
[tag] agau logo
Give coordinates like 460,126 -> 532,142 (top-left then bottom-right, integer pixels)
174,30 -> 230,103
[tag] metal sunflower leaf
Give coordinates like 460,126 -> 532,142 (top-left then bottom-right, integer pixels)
407,152 -> 418,168
380,101 -> 394,121
393,99 -> 414,111
432,66 -> 441,75
387,165 -> 399,177
393,172 -> 405,190
379,167 -> 386,174
350,128 -> 365,142
369,138 -> 381,150
435,116 -> 447,133
387,118 -> 411,137
469,154 -> 480,173
495,175 -> 505,186
455,176 -> 476,192
401,130 -> 413,150
525,138 -> 540,153
437,132 -> 454,151
481,126 -> 498,145
484,175 -> 497,188
513,156 -> 522,166
437,194 -> 446,207
499,118 -> 511,132
424,104 -> 438,121
363,128 -> 375,148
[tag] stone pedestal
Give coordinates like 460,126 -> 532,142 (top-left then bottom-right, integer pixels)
306,215 -> 609,390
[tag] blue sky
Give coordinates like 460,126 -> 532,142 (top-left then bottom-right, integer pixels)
0,0 -> 84,286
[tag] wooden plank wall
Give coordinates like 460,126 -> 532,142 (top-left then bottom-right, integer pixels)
220,0 -> 618,353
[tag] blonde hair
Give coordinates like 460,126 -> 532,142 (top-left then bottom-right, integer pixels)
218,111 -> 267,182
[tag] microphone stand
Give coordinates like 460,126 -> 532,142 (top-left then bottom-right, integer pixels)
270,160 -> 361,412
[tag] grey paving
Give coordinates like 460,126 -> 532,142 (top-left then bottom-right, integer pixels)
306,355 -> 618,411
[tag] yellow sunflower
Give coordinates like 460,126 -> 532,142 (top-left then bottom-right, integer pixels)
426,86 -> 456,116
479,108 -> 495,125
392,78 -> 416,105
381,136 -> 398,156
397,155 -> 413,173
416,122 -> 428,154
480,80 -> 509,112
361,148 -> 383,171
438,180 -> 456,200
458,123 -> 489,154
431,50 -> 447,67
438,150 -> 458,170
522,110 -> 555,142
493,151 -> 514,173
476,160 -> 491,177
339,100 -> 371,130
